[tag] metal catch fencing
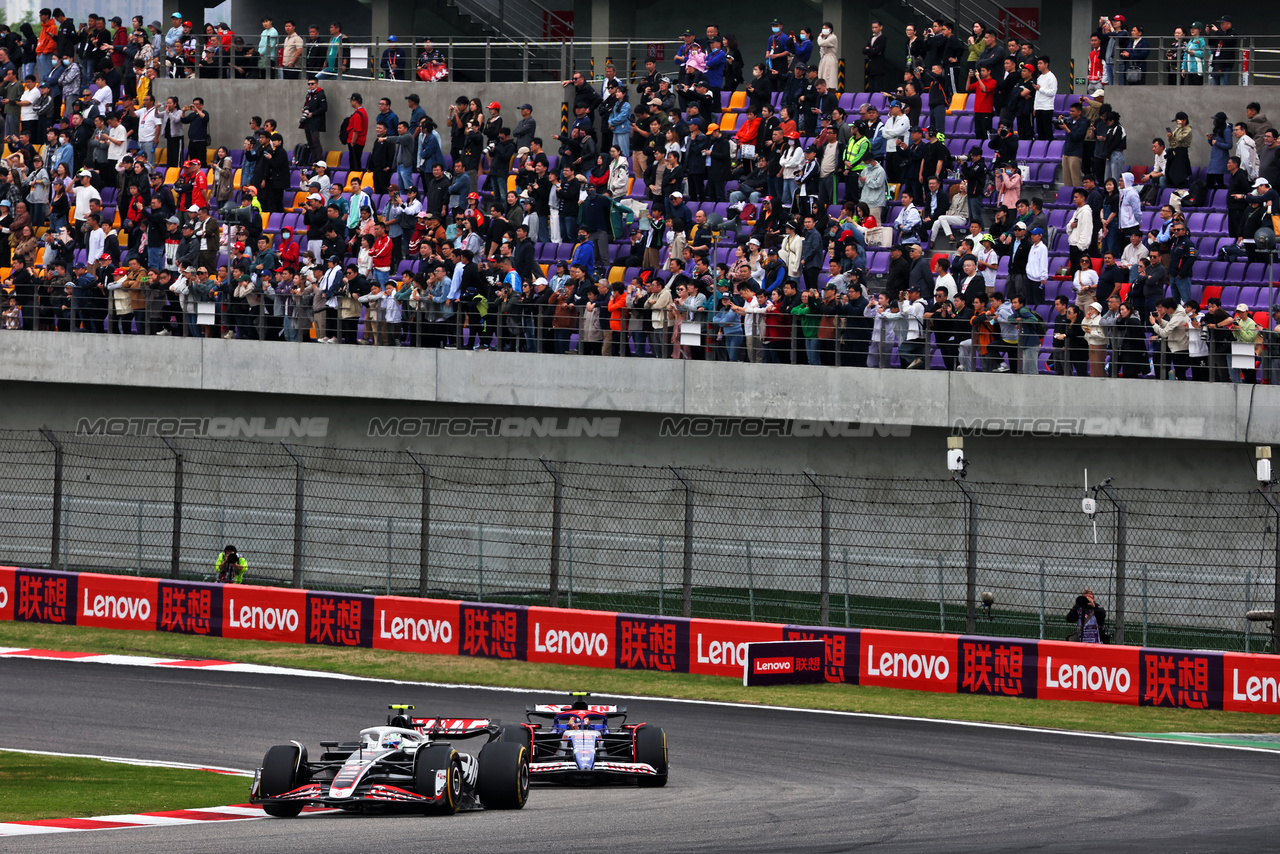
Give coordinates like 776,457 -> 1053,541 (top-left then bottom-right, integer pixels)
0,428 -> 1276,653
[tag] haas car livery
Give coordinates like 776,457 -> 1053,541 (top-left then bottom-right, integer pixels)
250,704 -> 529,816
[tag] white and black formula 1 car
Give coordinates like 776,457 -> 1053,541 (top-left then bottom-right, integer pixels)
503,693 -> 668,786
249,705 -> 529,817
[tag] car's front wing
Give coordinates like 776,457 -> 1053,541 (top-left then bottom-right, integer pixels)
528,760 -> 659,779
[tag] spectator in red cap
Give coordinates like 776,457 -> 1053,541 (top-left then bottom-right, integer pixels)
483,101 -> 504,143
177,159 -> 208,209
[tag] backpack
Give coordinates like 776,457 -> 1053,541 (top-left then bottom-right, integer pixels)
289,143 -> 308,169
1022,308 -> 1045,336
1183,179 -> 1208,208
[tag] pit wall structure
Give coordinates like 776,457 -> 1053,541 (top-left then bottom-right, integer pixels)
5,567 -> 1279,715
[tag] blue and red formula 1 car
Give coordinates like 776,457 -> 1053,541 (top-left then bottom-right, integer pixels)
503,693 -> 668,786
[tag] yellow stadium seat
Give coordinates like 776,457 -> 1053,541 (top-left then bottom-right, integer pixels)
608,267 -> 625,284
718,112 -> 740,132
626,177 -> 634,195
360,171 -> 374,190
164,167 -> 179,184
949,93 -> 969,113
261,212 -> 271,230
507,175 -> 517,193
326,150 -> 341,168
233,168 -> 242,188
33,248 -> 44,265
729,90 -> 747,110
540,263 -> 548,276
290,191 -> 308,210
206,147 -> 215,163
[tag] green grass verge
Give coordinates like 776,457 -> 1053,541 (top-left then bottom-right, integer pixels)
0,751 -> 249,822
3,622 -> 1279,735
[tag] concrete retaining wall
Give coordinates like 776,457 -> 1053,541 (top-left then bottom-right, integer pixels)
1,331 -> 1276,458
1106,86 -> 1269,171
150,78 -> 568,161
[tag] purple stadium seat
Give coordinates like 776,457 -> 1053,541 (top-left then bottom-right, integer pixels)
1206,213 -> 1227,235
230,149 -> 244,167
954,115 -> 974,137
868,251 -> 890,274
1208,261 -> 1230,283
838,93 -> 855,111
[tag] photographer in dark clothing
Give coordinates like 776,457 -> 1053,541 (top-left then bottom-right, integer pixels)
1065,589 -> 1108,644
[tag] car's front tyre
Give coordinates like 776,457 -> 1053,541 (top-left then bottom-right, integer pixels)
634,725 -> 668,787
259,744 -> 306,817
414,744 -> 462,815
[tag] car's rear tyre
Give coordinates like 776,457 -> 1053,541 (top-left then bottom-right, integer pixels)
476,741 -> 529,809
260,744 -> 306,817
634,725 -> 668,787
414,744 -> 461,815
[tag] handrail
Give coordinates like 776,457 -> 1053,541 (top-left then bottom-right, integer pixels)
450,0 -> 573,42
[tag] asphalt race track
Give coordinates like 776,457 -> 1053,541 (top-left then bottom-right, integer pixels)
2,657 -> 1278,853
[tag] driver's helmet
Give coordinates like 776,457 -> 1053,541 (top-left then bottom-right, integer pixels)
381,732 -> 403,750
553,711 -> 608,733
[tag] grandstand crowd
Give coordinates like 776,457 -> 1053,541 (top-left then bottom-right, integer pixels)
0,9 -> 1277,382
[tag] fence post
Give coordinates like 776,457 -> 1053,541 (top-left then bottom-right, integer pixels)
539,457 -> 564,607
280,443 -> 305,588
951,476 -> 978,633
39,426 -> 63,571
803,469 -> 830,626
1258,484 -> 1280,651
670,467 -> 694,618
1097,480 -> 1127,645
161,437 -> 183,579
408,451 -> 431,597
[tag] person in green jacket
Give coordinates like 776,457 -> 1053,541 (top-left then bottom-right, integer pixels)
792,288 -> 821,365
216,545 -> 248,584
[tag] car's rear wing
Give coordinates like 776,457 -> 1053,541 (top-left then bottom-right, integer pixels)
525,703 -> 627,717
409,717 -> 496,738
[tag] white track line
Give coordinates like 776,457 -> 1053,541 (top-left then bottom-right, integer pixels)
0,747 -> 253,775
